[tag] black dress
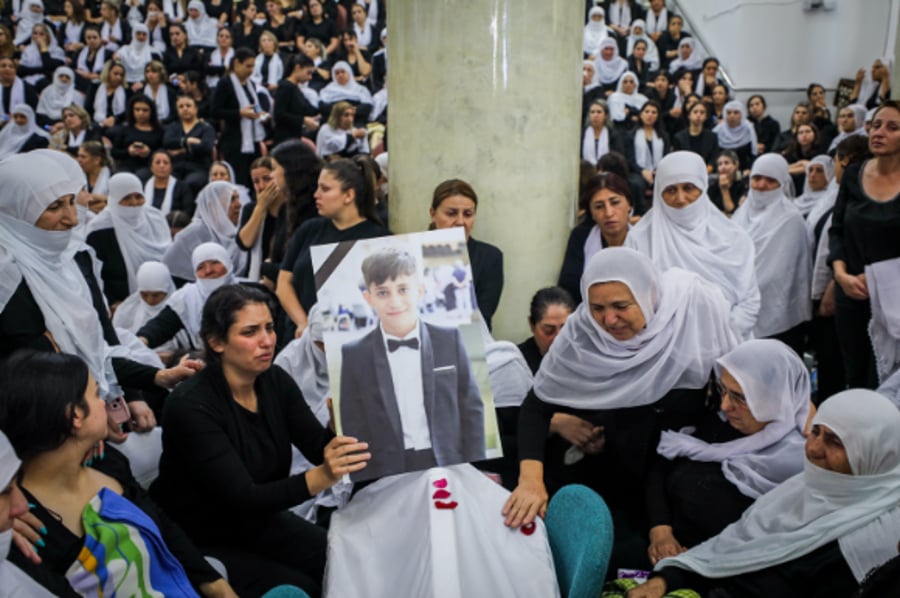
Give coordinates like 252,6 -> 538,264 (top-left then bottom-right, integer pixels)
750,114 -> 781,154
672,128 -> 720,169
467,237 -> 504,330
151,364 -> 335,597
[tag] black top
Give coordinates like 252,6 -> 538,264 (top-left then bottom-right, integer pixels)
85,227 -> 129,304
151,364 -> 334,546
645,410 -> 752,547
162,119 -> 216,177
263,16 -> 298,48
558,220 -> 602,304
1,80 -> 39,115
137,305 -> 191,349
272,78 -> 319,144
707,177 -> 748,215
281,217 -> 391,313
656,541 -> 857,598
10,447 -> 220,596
751,114 -> 781,154
828,160 -> 900,276
162,45 -> 205,78
110,125 -> 164,173
236,201 -> 290,281
517,336 -> 543,375
148,177 -> 195,214
300,17 -> 337,45
231,21 -> 264,53
672,128 -> 720,168
467,237 -> 504,330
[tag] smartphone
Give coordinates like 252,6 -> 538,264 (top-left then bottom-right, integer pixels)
106,397 -> 131,428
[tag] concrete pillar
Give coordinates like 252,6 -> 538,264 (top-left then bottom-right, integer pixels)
387,0 -> 584,341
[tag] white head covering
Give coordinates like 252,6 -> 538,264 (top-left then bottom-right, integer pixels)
583,6 -> 609,55
657,339 -> 809,499
112,261 -> 175,333
36,67 -> 78,121
166,242 -> 235,347
0,153 -> 119,399
625,19 -> 659,69
0,104 -> 49,161
732,154 -> 811,338
857,56 -> 893,106
13,0 -> 45,45
607,71 -> 648,122
668,37 -> 703,73
865,256 -> 900,383
532,247 -> 738,410
88,172 -> 172,293
592,38 -> 628,86
625,151 -> 760,339
274,303 -> 331,424
162,181 -> 246,281
828,104 -> 868,152
658,389 -> 900,584
185,0 -> 218,47
118,23 -> 154,83
714,100 -> 758,154
794,155 -> 835,217
320,61 -> 374,104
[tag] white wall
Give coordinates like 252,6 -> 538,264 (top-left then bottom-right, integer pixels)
674,0 -> 898,126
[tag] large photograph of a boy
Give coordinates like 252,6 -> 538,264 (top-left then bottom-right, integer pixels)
312,230 -> 497,483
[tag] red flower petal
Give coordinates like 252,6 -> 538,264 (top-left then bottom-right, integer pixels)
433,500 -> 458,510
432,489 -> 451,500
433,478 -> 448,489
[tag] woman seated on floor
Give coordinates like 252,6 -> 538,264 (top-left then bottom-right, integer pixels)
627,389 -> 900,598
0,350 -> 237,597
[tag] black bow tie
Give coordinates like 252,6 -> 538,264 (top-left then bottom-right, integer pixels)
387,338 -> 419,352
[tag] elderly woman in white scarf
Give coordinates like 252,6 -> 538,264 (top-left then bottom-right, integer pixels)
828,104 -> 868,152
794,154 -> 835,220
184,0 -> 217,49
631,389 -> 900,598
17,21 -> 65,88
583,6 -> 612,58
607,70 -> 647,127
626,151 -> 760,339
0,104 -> 49,160
732,154 -> 811,353
647,339 -> 810,566
851,56 -> 893,109
115,23 -> 159,86
162,180 -> 247,284
592,37 -> 628,94
504,247 -> 737,536
86,172 -> 172,305
112,260 -> 178,336
36,67 -> 80,126
11,0 -> 49,45
667,37 -> 703,74
714,100 -> 758,172
139,242 -> 235,351
318,60 -> 374,123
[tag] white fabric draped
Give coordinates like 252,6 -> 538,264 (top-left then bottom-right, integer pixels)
36,67 -> 79,121
865,256 -> 900,383
593,38 -> 628,85
0,104 -> 49,160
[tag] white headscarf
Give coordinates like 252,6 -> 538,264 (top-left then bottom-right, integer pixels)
583,7 -> 609,55
857,56 -> 893,106
0,76 -> 26,122
828,104 -> 868,152
795,155 -> 835,218
18,23 -> 66,86
626,151 -> 760,339
668,37 -> 703,73
112,260 -> 175,333
87,172 -> 172,293
36,67 -> 78,121
13,0 -> 45,45
657,389 -> 900,584
166,242 -> 235,347
732,154 -> 811,338
657,339 -> 809,499
714,100 -> 758,154
274,303 -> 331,424
865,256 -> 900,383
593,38 -> 628,86
118,23 -> 155,83
607,71 -> 648,122
876,366 -> 900,410
0,153 -> 120,399
163,181 -> 246,281
0,104 -> 49,160
319,61 -> 374,104
532,247 -> 738,410
625,19 -> 659,70
185,0 -> 218,47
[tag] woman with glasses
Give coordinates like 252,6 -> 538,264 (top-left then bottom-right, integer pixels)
646,339 -> 810,567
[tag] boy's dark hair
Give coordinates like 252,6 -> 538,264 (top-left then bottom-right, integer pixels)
361,247 -> 418,288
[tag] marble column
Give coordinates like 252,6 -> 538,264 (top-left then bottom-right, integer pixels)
388,0 -> 584,341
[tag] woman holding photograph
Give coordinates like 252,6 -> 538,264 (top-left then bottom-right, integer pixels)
151,284 -> 370,598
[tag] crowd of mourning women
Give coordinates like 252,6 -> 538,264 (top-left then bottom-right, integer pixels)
0,0 -> 899,595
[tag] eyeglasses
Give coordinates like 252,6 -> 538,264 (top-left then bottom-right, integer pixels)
715,379 -> 747,405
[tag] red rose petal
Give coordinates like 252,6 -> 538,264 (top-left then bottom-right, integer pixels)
521,522 -> 536,536
433,478 -> 448,489
432,489 -> 451,500
434,500 -> 458,510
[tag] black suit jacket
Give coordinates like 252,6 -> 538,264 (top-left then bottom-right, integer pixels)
339,321 -> 486,481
